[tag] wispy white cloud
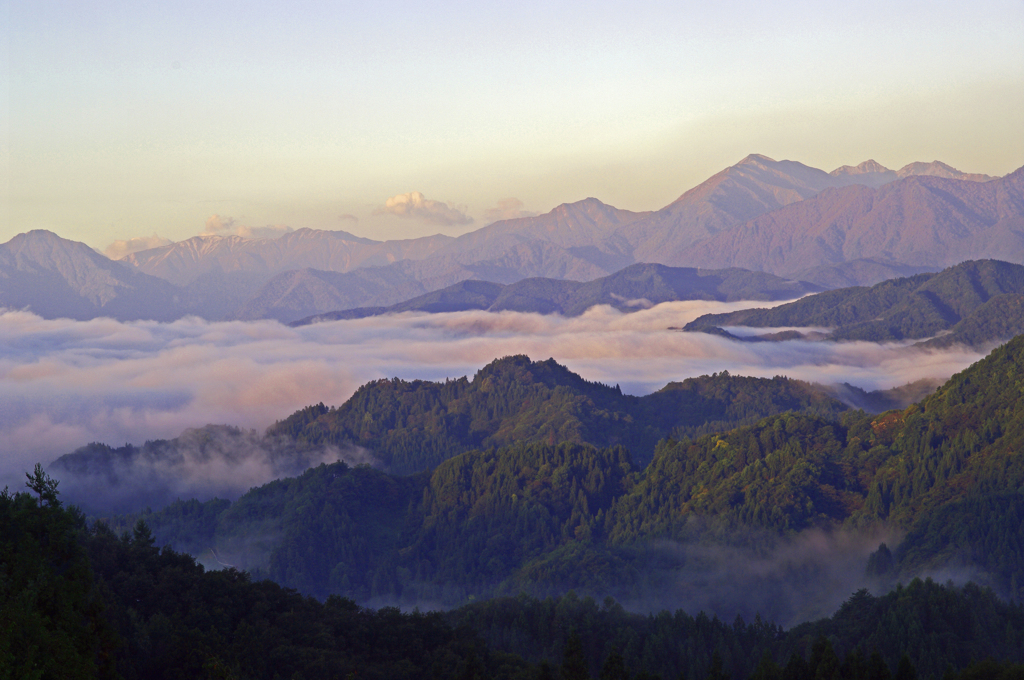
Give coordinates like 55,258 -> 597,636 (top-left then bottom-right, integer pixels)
483,197 -> 537,223
103,234 -> 173,260
203,214 -> 293,239
0,302 -> 989,488
375,191 -> 473,226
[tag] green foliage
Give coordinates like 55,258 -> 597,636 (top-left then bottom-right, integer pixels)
269,355 -> 849,474
561,631 -> 590,680
608,414 -> 870,542
399,443 -> 634,596
789,579 -> 1024,679
890,491 -> 1024,601
220,461 -> 422,600
7,475 -> 1024,680
0,472 -> 118,679
4,476 -> 533,680
921,293 -> 1024,349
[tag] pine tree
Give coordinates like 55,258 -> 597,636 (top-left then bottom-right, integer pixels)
562,631 -> 590,680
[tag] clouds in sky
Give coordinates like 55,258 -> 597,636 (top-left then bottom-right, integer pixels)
103,234 -> 174,260
375,192 -> 473,226
0,301 -> 990,489
483,198 -> 538,223
202,214 -> 294,240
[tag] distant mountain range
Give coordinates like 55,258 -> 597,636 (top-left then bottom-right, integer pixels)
291,263 -> 823,325
683,259 -> 1024,348
2,155 -> 1018,322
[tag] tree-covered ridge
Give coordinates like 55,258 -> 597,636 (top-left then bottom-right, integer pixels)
920,292 -> 1024,349
684,259 -> 1024,345
399,443 -> 636,596
268,355 -> 850,474
861,330 -> 1024,525
605,333 -> 1024,597
138,333 -> 1024,609
0,466 -> 119,679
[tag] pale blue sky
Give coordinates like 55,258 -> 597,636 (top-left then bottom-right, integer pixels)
3,0 -> 1023,249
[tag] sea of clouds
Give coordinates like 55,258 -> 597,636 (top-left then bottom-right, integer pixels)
0,300 -> 988,488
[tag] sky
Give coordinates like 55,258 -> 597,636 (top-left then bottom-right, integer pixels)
2,0 -> 1023,251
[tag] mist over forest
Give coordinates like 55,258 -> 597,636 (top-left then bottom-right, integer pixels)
0,300 -> 987,489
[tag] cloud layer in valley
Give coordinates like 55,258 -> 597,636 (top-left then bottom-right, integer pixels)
0,301 -> 989,490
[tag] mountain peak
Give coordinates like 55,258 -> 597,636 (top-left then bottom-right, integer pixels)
7,229 -> 74,246
736,153 -> 776,166
896,161 -> 994,182
4,229 -> 106,261
830,159 -> 892,176
553,197 -> 607,211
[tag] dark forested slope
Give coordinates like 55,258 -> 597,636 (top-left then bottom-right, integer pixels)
9,474 -> 1024,680
685,259 -> 1024,346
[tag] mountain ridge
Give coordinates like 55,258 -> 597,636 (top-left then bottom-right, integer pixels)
290,263 -> 821,325
683,259 -> 1024,347
4,156 -> 1015,322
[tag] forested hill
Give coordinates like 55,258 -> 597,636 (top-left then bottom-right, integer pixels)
116,333 -> 1024,619
684,259 -> 1024,346
267,355 -> 849,473
292,262 -> 821,325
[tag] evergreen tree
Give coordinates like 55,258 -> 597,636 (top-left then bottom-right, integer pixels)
894,655 -> 917,680
600,650 -> 630,680
562,631 -> 591,680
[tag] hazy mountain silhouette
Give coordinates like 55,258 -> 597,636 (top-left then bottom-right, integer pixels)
0,230 -> 182,320
677,166 -> 1024,277
292,263 -> 821,325
5,156 -> 1013,322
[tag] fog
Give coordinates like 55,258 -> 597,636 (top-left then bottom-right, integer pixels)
625,526 -> 901,627
0,301 -> 989,490
49,425 -> 375,514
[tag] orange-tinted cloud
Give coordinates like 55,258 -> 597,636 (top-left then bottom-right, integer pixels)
375,192 -> 473,226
